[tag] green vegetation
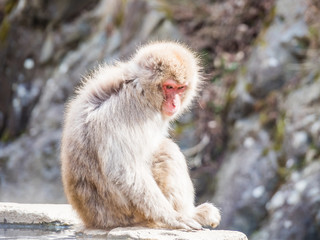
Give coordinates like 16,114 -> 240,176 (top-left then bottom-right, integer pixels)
0,18 -> 10,44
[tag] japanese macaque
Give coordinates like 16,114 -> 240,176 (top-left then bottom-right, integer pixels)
61,41 -> 221,230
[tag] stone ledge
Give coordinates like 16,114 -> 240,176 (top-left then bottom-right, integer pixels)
0,202 -> 81,225
107,227 -> 248,240
0,202 -> 247,240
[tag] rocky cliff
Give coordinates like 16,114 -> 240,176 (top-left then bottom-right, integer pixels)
0,0 -> 319,239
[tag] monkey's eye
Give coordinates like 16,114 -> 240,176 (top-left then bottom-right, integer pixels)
177,86 -> 185,90
166,85 -> 174,90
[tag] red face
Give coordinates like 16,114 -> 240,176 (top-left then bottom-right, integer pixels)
162,79 -> 187,117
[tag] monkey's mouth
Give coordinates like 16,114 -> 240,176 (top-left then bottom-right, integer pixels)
162,94 -> 181,116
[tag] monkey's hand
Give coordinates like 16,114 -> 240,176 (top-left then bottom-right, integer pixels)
194,203 -> 221,228
175,214 -> 203,230
160,212 -> 202,230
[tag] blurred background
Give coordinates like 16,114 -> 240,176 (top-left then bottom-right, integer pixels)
0,0 -> 319,239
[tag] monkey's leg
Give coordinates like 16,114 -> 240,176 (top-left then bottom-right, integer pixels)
104,154 -> 202,230
152,138 -> 221,228
152,138 -> 196,216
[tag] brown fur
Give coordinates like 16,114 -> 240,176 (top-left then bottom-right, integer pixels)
61,41 -> 221,230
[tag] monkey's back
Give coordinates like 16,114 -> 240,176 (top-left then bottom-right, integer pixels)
60,67 -> 166,228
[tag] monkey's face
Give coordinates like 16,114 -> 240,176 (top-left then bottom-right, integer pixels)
161,79 -> 187,117
132,41 -> 201,118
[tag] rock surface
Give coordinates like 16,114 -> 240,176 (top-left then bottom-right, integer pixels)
0,202 -> 80,225
108,227 -> 248,240
212,1 -> 320,239
0,203 -> 247,240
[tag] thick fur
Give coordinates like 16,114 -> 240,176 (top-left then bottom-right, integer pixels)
61,41 -> 221,230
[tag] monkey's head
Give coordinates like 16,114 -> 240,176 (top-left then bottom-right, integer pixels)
132,41 -> 202,120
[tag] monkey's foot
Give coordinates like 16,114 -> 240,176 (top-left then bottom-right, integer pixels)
194,203 -> 221,228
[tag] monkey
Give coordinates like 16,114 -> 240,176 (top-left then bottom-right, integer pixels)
61,41 -> 221,230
